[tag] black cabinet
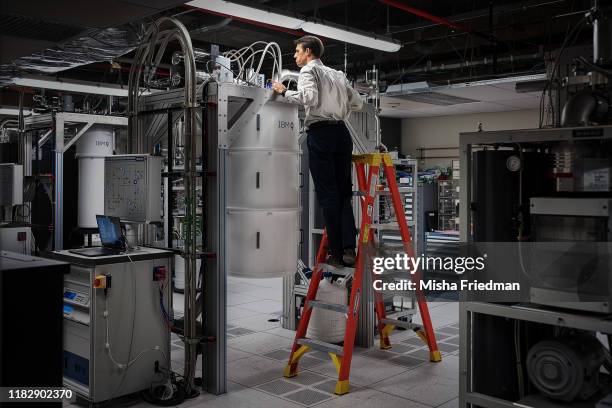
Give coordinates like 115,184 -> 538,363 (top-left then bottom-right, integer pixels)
0,251 -> 69,407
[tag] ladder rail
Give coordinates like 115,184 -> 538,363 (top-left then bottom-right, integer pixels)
284,233 -> 329,378
382,159 -> 440,360
284,152 -> 441,396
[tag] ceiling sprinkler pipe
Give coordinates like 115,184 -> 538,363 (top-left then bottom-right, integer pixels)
377,0 -> 473,33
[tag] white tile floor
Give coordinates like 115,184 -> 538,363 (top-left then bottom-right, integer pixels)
70,276 -> 459,408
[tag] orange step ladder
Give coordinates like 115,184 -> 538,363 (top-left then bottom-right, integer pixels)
284,153 -> 441,395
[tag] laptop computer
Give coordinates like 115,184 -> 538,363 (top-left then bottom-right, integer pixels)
68,215 -> 126,257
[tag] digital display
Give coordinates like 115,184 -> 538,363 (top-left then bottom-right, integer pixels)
96,215 -> 123,249
63,305 -> 73,314
64,291 -> 76,300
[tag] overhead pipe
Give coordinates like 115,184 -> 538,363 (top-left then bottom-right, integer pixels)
388,0 -> 566,34
378,0 -> 473,33
378,0 -> 497,43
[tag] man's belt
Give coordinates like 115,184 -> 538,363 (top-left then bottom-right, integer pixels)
308,120 -> 344,130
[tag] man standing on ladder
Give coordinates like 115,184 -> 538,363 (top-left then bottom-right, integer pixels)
273,35 -> 363,269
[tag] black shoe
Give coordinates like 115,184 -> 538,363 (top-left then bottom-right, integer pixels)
325,254 -> 345,270
342,248 -> 356,267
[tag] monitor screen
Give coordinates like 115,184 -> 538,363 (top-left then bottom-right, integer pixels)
96,215 -> 124,249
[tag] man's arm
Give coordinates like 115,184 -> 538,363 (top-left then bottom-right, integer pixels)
272,70 -> 319,107
284,70 -> 319,107
346,79 -> 363,111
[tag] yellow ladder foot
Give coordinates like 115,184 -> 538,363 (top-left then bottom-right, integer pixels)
379,337 -> 392,350
334,380 -> 350,395
430,350 -> 442,362
283,364 -> 298,378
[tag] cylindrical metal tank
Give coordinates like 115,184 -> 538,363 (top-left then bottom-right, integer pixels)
174,254 -> 202,291
226,149 -> 300,208
226,99 -> 300,278
75,126 -> 113,228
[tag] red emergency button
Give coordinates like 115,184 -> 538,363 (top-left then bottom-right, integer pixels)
93,275 -> 109,289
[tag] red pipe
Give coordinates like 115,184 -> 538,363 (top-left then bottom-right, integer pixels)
186,6 -> 305,37
378,0 -> 473,33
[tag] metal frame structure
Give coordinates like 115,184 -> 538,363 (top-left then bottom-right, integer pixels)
459,302 -> 612,408
459,125 -> 612,242
23,112 -> 128,250
374,157 -> 418,325
136,81 -> 301,395
458,125 -> 612,408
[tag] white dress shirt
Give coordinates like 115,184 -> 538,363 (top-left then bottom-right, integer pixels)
283,59 -> 363,127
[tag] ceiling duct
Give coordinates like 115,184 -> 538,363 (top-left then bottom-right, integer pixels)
386,81 -> 479,105
389,92 -> 479,106
384,74 -> 547,106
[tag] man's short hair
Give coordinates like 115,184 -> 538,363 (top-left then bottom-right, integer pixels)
294,35 -> 324,58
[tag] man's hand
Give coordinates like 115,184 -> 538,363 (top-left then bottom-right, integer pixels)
272,81 -> 286,95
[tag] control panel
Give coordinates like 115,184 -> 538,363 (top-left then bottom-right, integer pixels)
104,155 -> 162,223
63,289 -> 90,307
63,289 -> 90,325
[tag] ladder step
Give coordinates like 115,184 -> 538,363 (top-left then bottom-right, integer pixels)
372,221 -> 415,230
319,263 -> 354,276
297,338 -> 344,356
308,300 -> 348,314
380,318 -> 420,330
388,310 -> 417,319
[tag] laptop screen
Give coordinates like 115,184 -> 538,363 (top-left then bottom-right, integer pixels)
96,215 -> 124,250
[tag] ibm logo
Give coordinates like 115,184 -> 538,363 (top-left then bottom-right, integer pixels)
96,140 -> 110,147
278,121 -> 294,130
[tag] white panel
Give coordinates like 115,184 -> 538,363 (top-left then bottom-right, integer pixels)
0,226 -> 31,254
0,164 -> 23,206
104,155 -> 162,223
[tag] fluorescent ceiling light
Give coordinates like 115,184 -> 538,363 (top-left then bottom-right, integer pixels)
10,77 -> 137,97
301,21 -> 401,52
0,108 -> 32,116
187,0 -> 401,52
187,0 -> 304,29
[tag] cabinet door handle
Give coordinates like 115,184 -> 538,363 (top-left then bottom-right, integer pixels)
256,231 -> 261,249
256,171 -> 260,189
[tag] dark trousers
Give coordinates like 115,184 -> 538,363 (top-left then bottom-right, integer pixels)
307,123 -> 357,257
